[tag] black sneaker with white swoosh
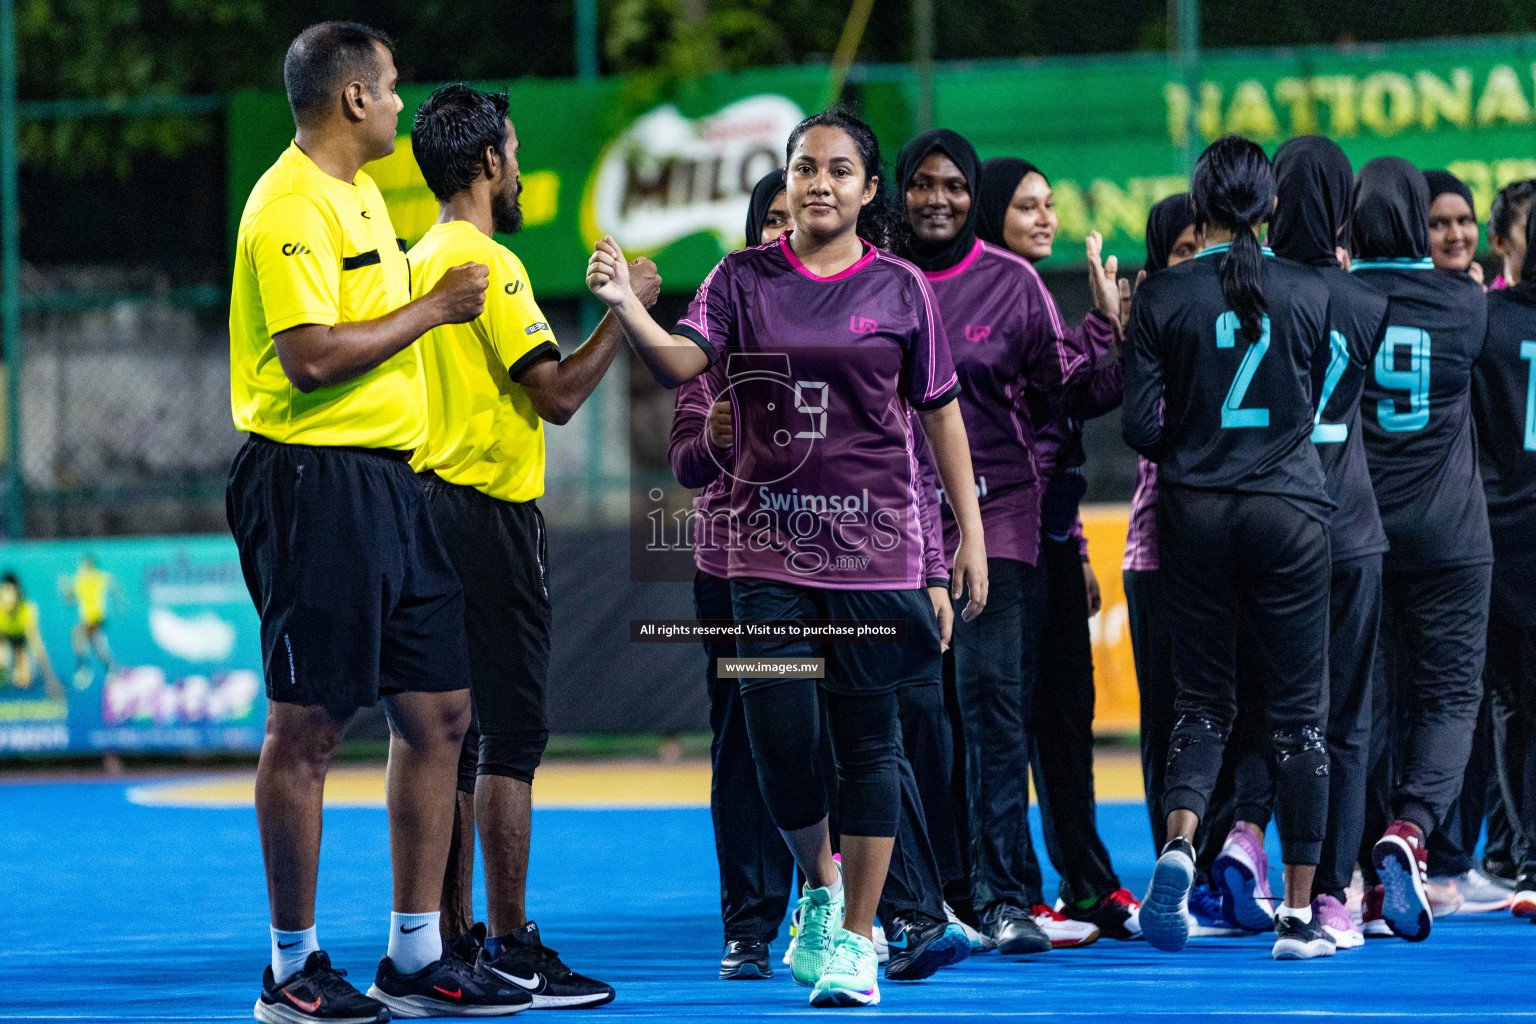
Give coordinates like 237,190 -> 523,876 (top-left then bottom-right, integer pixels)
367,954 -> 531,1017
479,922 -> 615,1009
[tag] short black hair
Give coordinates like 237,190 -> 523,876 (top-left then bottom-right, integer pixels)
283,21 -> 395,126
412,84 -> 511,202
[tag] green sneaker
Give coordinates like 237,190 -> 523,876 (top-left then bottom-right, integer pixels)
809,929 -> 880,1007
790,871 -> 844,987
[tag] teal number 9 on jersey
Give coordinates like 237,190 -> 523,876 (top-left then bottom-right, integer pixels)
1375,326 -> 1431,433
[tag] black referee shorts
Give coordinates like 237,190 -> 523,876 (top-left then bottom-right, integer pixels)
226,435 -> 470,716
422,475 -> 551,784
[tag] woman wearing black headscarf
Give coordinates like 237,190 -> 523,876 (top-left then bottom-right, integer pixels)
893,129 -> 1108,953
1472,202 -> 1536,921
1421,173 -> 1516,915
1351,156 -> 1491,944
967,155 -> 1146,944
1424,169 -> 1484,285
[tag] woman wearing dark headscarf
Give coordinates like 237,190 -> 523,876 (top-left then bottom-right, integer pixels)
669,168 -> 798,981
969,155 -> 1145,944
1351,156 -> 1491,944
894,129 -> 1106,953
1472,203 -> 1536,921
1424,169 -> 1484,285
1237,135 -> 1390,950
1421,178 -> 1521,915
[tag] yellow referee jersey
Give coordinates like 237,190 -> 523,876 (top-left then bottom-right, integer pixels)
408,220 -> 558,503
229,142 -> 424,450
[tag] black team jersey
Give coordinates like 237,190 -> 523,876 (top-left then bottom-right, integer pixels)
1124,243 -> 1330,515
1310,264 -> 1391,561
1473,287 -> 1536,623
1353,261 -> 1490,572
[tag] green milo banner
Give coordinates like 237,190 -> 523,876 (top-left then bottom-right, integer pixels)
0,536 -> 264,754
228,36 -> 1536,295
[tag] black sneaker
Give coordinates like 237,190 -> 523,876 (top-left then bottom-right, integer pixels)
255,951 -> 389,1024
1272,912 -> 1337,960
479,921 -> 615,1009
446,924 -> 487,966
367,954 -> 531,1017
719,938 -> 773,980
983,903 -> 1052,955
883,911 -> 970,981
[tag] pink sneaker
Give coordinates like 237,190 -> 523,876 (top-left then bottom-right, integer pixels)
1312,893 -> 1362,949
1213,822 -> 1275,931
1372,820 -> 1432,941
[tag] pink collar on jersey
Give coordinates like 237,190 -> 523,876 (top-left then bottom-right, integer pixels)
921,237 -> 985,282
779,234 -> 877,281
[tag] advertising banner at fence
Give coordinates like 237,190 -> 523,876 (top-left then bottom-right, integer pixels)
229,36 -> 1536,297
0,535 -> 263,754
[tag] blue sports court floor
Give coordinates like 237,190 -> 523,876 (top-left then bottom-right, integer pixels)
2,771 -> 1531,1023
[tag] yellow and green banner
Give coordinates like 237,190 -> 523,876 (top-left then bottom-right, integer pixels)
227,35 -> 1536,296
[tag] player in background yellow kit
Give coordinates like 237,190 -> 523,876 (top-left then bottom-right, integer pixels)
61,555 -> 119,689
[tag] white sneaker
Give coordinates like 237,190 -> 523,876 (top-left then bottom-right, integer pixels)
809,929 -> 880,1008
945,902 -> 992,952
870,923 -> 888,964
1429,868 -> 1514,914
783,908 -> 799,966
1031,904 -> 1100,948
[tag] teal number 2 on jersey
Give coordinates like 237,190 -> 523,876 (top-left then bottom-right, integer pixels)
1216,311 -> 1271,429
1375,326 -> 1431,432
1312,330 -> 1349,443
1523,341 -> 1536,452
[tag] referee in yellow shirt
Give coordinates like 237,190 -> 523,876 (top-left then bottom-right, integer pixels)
407,84 -> 660,1008
229,23 -> 528,1023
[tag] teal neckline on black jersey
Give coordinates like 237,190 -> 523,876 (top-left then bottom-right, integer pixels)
1194,241 -> 1276,259
1350,258 -> 1435,272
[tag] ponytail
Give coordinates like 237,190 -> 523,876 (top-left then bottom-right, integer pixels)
1192,135 -> 1275,343
1222,229 -> 1267,343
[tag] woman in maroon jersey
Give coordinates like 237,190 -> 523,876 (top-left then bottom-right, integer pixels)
967,153 -> 1143,944
891,128 -> 1109,955
589,108 -> 986,1008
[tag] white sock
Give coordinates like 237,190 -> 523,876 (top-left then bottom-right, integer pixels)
388,911 -> 442,974
827,867 -> 844,899
271,925 -> 318,984
1276,904 -> 1313,924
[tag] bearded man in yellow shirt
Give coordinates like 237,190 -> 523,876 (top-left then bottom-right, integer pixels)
406,84 -> 660,1008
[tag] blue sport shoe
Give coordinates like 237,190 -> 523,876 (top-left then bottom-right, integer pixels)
1187,884 -> 1249,937
1141,838 -> 1196,952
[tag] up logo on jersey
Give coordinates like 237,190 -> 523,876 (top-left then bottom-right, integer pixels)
849,316 -> 879,335
281,242 -> 313,256
505,280 -> 524,296
964,324 -> 992,343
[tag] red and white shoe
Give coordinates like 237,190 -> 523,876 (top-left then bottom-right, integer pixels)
1361,884 -> 1393,938
1372,820 -> 1433,941
1057,889 -> 1142,940
1512,877 -> 1536,921
1031,905 -> 1099,948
